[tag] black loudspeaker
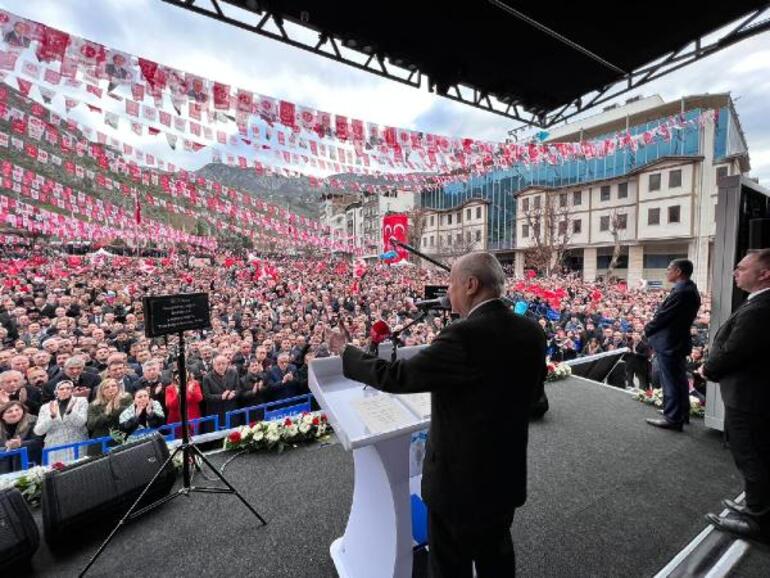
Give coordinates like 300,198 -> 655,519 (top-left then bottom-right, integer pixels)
749,218 -> 770,249
41,434 -> 176,545
0,488 -> 39,569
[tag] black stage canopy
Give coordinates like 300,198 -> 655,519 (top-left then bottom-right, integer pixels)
164,1 -> 770,127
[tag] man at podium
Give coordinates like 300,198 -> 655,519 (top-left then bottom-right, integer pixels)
333,252 -> 546,578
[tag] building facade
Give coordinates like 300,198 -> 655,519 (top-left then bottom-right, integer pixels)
417,198 -> 489,258
420,93 -> 750,289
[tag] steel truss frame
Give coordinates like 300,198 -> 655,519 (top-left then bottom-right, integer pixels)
163,0 -> 770,129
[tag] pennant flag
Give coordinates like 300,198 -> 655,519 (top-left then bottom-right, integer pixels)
16,77 -> 32,96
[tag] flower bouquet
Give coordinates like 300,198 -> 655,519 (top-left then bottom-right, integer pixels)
223,411 -> 331,454
545,362 -> 572,382
632,388 -> 706,417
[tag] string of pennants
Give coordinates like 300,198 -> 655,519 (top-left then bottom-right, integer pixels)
0,86 -> 361,251
0,8 -> 721,191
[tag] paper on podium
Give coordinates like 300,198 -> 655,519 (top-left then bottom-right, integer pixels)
397,392 -> 431,419
351,393 -> 415,435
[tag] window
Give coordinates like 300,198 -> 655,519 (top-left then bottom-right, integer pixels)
617,182 -> 628,199
600,216 -> 610,231
457,233 -> 462,244
447,234 -> 452,245
522,224 -> 529,238
466,208 -> 471,221
422,237 -> 427,248
558,220 -> 568,235
668,205 -> 681,223
533,196 -> 541,210
600,185 -> 611,201
466,231 -> 471,243
644,254 -> 687,268
669,169 -> 682,188
457,211 -> 462,223
533,223 -> 540,238
522,198 -> 530,212
649,173 -> 661,191
476,230 -> 481,242
430,235 -> 434,246
573,191 -> 582,206
648,208 -> 660,225
616,213 -> 628,229
573,219 -> 582,234
559,193 -> 568,208
447,213 -> 452,225
429,215 -> 434,226
476,206 -> 481,219
716,166 -> 729,181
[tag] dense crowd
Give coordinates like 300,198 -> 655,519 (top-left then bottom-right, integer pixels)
0,245 -> 710,472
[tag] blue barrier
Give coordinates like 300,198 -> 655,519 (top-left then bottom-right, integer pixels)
28,394 -> 315,471
0,446 -> 29,471
42,436 -> 113,465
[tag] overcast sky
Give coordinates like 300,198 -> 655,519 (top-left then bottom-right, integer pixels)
3,0 -> 770,183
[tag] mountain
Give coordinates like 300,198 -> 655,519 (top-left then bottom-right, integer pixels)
195,163 -> 322,220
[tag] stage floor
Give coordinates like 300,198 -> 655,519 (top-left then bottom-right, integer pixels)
24,377 -> 770,577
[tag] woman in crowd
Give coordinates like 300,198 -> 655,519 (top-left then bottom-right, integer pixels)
164,372 -> 203,436
119,387 -> 164,439
86,377 -> 132,455
585,337 -> 603,356
33,380 -> 89,463
0,400 -> 43,472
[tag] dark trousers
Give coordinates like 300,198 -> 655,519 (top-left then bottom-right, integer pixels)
726,407 -> 770,520
428,509 -> 515,578
656,353 -> 689,425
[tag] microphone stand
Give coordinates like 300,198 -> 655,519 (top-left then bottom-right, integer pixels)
389,309 -> 431,362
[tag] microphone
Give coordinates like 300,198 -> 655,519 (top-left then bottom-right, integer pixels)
414,295 -> 450,310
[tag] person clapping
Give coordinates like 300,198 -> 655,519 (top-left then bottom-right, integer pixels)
119,387 -> 164,438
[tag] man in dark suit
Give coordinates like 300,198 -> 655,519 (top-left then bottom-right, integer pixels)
335,252 -> 546,577
265,353 -> 301,401
703,249 -> 770,542
644,259 -> 701,431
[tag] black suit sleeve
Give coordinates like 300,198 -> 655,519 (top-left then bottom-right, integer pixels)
644,292 -> 685,337
703,306 -> 770,380
342,324 -> 478,394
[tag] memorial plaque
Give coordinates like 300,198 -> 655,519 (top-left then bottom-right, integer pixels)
143,293 -> 211,337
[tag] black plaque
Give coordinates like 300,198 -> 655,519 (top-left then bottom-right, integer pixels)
424,285 -> 448,300
143,293 -> 211,338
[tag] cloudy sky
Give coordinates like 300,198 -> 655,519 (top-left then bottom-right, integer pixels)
3,0 -> 770,182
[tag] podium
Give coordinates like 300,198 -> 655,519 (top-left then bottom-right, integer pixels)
308,345 -> 430,578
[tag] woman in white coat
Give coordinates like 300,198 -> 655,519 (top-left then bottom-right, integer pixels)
33,380 -> 89,463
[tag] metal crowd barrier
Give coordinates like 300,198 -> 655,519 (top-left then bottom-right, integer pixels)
2,394 -> 314,472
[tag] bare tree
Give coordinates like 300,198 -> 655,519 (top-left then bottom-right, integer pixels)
407,208 -> 428,267
605,210 -> 628,280
521,194 -> 574,275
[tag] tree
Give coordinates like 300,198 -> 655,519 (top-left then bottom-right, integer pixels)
605,210 -> 628,280
520,194 -> 574,275
407,208 -> 428,267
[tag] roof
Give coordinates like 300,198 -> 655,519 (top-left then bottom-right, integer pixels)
186,1 -> 770,126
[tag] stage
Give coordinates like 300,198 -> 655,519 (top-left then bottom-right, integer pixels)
24,376 -> 770,577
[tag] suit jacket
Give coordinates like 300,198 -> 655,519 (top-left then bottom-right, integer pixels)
644,280 -> 701,355
703,290 -> 770,415
342,299 -> 546,529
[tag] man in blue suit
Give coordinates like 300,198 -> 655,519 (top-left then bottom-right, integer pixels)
265,353 -> 300,401
644,259 -> 701,431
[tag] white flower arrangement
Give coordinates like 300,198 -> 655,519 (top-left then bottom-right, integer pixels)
545,361 -> 572,382
632,388 -> 705,417
223,411 -> 331,453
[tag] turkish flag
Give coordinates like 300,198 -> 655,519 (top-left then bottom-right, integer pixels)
36,26 -> 70,63
382,213 -> 408,262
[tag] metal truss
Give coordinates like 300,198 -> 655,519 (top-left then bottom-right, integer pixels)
163,0 -> 770,129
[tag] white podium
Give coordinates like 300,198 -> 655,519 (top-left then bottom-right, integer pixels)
308,345 -> 430,578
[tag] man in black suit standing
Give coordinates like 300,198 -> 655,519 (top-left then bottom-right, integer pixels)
703,249 -> 770,542
333,252 -> 546,577
644,259 -> 701,431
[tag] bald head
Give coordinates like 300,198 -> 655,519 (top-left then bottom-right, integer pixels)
453,252 -> 506,297
448,252 -> 506,317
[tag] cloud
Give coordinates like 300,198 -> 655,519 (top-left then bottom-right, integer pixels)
3,0 -> 770,182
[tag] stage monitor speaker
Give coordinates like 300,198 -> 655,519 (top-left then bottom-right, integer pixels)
41,434 -> 176,545
749,218 -> 770,249
0,488 -> 39,569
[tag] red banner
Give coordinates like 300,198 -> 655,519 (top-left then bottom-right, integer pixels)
382,213 -> 408,262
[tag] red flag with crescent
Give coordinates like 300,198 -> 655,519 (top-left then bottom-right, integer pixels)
382,213 -> 408,262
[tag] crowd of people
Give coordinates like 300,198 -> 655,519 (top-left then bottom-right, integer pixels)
0,244 -> 710,472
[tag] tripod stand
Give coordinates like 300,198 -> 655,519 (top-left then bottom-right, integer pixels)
80,330 -> 267,577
